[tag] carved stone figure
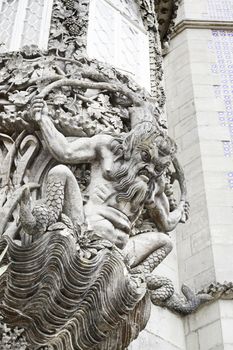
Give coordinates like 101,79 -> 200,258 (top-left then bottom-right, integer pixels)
17,95 -> 210,316
0,50 -> 212,350
0,0 -> 213,347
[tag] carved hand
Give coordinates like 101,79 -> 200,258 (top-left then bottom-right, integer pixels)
31,97 -> 48,122
180,200 -> 190,223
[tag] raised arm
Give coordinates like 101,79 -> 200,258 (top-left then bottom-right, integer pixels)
32,98 -> 103,164
147,193 -> 188,233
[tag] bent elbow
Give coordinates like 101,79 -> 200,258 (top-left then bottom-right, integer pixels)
165,219 -> 178,232
53,148 -> 73,163
158,220 -> 176,233
62,150 -> 73,163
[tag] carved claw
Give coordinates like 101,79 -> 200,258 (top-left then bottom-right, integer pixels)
183,283 -> 213,303
164,284 -> 213,315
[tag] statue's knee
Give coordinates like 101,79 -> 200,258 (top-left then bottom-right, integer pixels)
48,165 -> 72,178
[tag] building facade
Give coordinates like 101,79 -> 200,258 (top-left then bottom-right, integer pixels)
0,1 -> 232,350
132,1 -> 233,349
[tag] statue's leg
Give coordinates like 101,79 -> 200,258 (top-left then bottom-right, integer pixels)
46,165 -> 84,227
123,231 -> 172,272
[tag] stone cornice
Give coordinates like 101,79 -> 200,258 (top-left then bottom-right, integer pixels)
173,19 -> 233,37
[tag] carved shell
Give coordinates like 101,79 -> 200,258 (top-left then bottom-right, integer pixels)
0,233 -> 150,350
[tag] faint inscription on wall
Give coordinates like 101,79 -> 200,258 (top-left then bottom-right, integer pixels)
204,0 -> 233,21
208,30 -> 233,188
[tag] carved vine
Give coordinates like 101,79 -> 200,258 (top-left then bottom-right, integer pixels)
0,49 -> 166,136
48,0 -> 90,56
200,282 -> 233,301
48,0 -> 167,113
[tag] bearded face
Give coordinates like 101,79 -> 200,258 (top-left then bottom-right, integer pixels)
108,139 -> 171,213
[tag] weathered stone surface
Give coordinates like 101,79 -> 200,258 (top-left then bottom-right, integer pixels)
0,1 -> 216,349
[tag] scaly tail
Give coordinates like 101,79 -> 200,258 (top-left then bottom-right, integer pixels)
20,178 -> 65,239
142,246 -> 171,274
162,284 -> 213,315
45,177 -> 65,226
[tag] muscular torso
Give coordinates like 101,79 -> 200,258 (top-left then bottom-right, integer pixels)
83,138 -> 164,248
36,111 -> 173,249
84,159 -> 135,248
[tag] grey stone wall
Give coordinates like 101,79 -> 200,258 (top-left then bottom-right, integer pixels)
163,0 -> 233,349
130,235 -> 186,350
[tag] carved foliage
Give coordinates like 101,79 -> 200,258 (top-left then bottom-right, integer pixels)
49,0 -> 90,56
200,282 -> 233,301
48,0 -> 166,110
0,50 -> 163,136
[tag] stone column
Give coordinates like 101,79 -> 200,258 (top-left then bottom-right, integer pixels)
164,0 -> 233,349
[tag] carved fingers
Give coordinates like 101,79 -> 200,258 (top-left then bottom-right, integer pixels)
184,201 -> 190,221
31,97 -> 48,122
94,184 -> 112,203
179,200 -> 190,223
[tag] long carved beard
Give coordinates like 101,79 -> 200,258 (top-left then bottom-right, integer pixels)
109,161 -> 148,213
117,180 -> 148,212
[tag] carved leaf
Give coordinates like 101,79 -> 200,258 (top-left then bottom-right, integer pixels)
9,71 -> 30,86
8,91 -> 31,106
50,26 -> 67,38
0,68 -> 10,83
13,135 -> 39,187
49,40 -> 67,52
53,92 -> 68,106
87,102 -> 102,120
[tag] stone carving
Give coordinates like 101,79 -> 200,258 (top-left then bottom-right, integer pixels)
200,282 -> 233,301
48,0 -> 168,115
0,317 -> 27,350
0,0 -> 213,348
155,0 -> 182,53
0,48 -> 211,348
49,0 -> 90,56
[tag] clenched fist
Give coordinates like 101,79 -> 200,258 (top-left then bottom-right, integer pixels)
31,97 -> 48,122
180,200 -> 190,223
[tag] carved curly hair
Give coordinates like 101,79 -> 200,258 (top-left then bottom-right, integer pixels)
122,122 -> 177,160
